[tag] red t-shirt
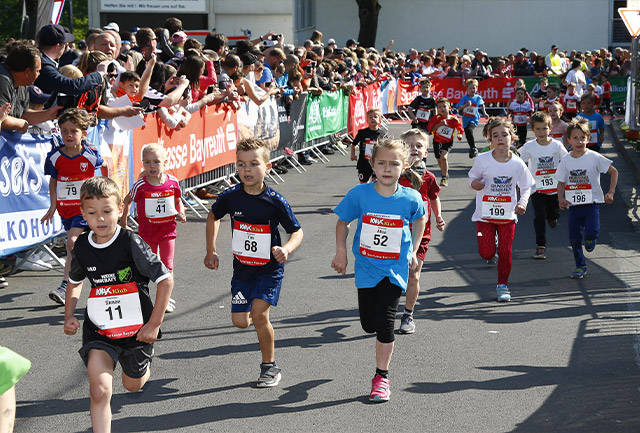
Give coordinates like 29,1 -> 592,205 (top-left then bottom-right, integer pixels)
427,114 -> 464,143
399,169 -> 440,243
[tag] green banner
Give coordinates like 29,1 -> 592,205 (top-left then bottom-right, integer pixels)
305,90 -> 348,141
522,76 -> 627,104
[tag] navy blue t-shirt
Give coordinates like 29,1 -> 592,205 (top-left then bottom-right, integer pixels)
211,184 -> 301,281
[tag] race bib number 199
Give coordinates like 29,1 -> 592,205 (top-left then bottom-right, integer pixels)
481,195 -> 514,222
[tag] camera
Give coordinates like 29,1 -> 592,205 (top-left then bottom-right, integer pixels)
305,65 -> 313,73
270,34 -> 282,41
117,52 -> 129,63
56,93 -> 76,116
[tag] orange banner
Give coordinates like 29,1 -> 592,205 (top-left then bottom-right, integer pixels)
396,78 -> 519,105
132,103 -> 238,182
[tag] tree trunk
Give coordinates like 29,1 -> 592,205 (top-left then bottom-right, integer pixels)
356,0 -> 381,48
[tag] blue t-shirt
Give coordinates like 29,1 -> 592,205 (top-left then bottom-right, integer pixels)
576,112 -> 605,147
456,94 -> 485,127
333,182 -> 425,291
211,184 -> 301,281
257,63 -> 274,86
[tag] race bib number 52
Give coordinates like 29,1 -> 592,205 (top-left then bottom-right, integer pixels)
359,213 -> 403,260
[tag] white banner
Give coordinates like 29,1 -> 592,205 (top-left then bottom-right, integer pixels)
100,0 -> 207,12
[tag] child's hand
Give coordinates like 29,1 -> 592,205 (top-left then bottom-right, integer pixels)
605,191 -> 614,204
272,246 -> 289,264
409,253 -> 419,272
176,211 -> 187,223
515,203 -> 527,215
331,252 -> 348,275
204,252 -> 219,270
471,178 -> 485,191
64,316 -> 81,335
457,134 -> 463,141
350,153 -> 357,161
40,207 -> 56,224
136,322 -> 160,344
558,198 -> 571,210
435,216 -> 445,231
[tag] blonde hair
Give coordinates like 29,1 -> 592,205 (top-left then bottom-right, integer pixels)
59,64 -> 82,78
81,176 -> 122,206
400,129 -> 429,189
401,128 -> 430,151
371,138 -> 409,165
77,50 -> 109,74
366,107 -> 382,117
548,100 -> 563,114
466,78 -> 478,88
236,137 -> 270,164
141,142 -> 168,161
514,78 -> 525,89
483,116 -> 517,142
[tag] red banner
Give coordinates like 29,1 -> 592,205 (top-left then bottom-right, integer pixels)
348,82 -> 381,137
132,103 -> 238,182
396,78 -> 519,106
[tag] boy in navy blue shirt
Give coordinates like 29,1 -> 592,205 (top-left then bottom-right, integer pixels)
204,138 -> 304,387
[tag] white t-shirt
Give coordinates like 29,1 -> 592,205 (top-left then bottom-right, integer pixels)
519,139 -> 569,194
468,151 -> 535,223
555,150 -> 612,204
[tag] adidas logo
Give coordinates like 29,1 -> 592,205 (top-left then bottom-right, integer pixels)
232,292 -> 247,304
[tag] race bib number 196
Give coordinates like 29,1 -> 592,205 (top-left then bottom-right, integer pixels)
565,184 -> 593,204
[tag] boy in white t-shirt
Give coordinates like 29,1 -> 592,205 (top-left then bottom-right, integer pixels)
519,111 -> 568,259
556,119 -> 618,279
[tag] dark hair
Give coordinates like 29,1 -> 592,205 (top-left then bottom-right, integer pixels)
164,17 -> 182,35
5,44 -> 39,72
120,71 -> 141,83
58,108 -> 95,130
135,28 -> 155,48
184,38 -> 202,52
530,111 -> 551,127
204,32 -> 228,52
178,55 -> 205,89
80,176 -> 122,206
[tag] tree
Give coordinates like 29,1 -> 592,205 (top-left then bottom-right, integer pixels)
356,0 -> 381,48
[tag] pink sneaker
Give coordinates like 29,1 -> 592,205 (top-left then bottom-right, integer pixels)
369,375 -> 390,402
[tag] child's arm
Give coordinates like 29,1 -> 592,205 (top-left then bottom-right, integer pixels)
557,181 -> 570,210
598,128 -> 605,146
137,275 -> 173,344
480,103 -> 488,118
331,220 -> 350,275
409,216 -> 426,271
272,228 -> 303,264
350,143 -> 357,161
176,194 -> 186,222
429,197 -> 446,231
63,281 -> 83,335
136,53 -> 156,100
204,211 -> 221,269
119,192 -> 133,228
605,165 -> 618,203
40,178 -> 57,224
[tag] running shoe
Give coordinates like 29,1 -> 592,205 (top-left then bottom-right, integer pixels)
165,298 -> 176,313
496,284 -> 511,302
440,176 -> 448,187
570,266 -> 587,279
585,239 -> 597,252
399,315 -> 415,334
533,246 -> 546,260
0,277 -> 7,289
49,285 -> 66,305
369,375 -> 390,402
257,363 -> 281,388
487,253 -> 498,265
469,147 -> 478,158
547,219 -> 558,228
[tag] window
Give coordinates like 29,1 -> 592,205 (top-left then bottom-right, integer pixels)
612,0 -> 632,46
295,0 -> 314,30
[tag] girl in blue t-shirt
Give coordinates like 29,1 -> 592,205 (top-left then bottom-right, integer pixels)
332,139 -> 426,403
456,78 -> 488,158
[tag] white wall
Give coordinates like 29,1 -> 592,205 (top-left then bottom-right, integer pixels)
309,0 -> 611,55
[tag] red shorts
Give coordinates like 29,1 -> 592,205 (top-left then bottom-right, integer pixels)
416,237 -> 430,261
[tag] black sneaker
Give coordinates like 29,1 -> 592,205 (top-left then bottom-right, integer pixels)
298,157 -> 312,166
272,165 -> 288,174
469,147 -> 478,158
547,219 -> 557,228
257,363 -> 281,388
321,147 -> 335,155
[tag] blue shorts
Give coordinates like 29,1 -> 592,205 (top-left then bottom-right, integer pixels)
230,274 -> 283,313
62,214 -> 88,231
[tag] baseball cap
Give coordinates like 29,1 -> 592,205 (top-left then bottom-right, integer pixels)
171,31 -> 187,43
516,51 -> 524,57
346,38 -> 359,47
240,53 -> 259,66
38,24 -> 75,46
327,38 -> 336,46
103,22 -> 120,32
28,85 -> 51,105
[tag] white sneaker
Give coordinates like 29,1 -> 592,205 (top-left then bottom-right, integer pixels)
16,253 -> 53,271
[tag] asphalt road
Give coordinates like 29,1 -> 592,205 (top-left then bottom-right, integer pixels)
4,121 -> 640,433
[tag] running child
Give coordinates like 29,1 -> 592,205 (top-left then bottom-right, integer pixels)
468,117 -> 535,302
562,82 -> 580,120
531,77 -> 548,109
427,97 -> 464,186
556,118 -> 618,279
120,143 -> 186,313
407,79 -> 437,132
456,79 -> 487,158
508,88 -> 534,146
576,93 -> 605,152
204,138 -> 303,387
538,83 -> 560,112
518,111 -> 568,259
42,108 -> 103,306
351,108 -> 384,183
548,101 -> 569,149
600,73 -> 614,117
398,129 -> 445,334
64,176 -> 173,433
332,138 -> 425,402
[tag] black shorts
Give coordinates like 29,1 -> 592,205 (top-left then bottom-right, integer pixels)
358,277 -> 402,343
357,158 -> 374,183
79,339 -> 154,379
433,140 -> 453,159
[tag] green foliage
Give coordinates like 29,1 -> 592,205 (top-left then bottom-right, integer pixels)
0,0 -> 22,46
58,0 -> 88,41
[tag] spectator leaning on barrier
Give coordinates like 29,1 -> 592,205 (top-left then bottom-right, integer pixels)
35,24 -> 103,108
0,44 -> 60,133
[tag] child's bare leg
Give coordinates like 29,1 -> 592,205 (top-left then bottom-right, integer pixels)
122,368 -> 150,393
441,151 -> 449,177
437,157 -> 446,177
376,340 -> 394,371
232,312 -> 251,329
64,227 -> 85,281
87,350 -> 114,433
0,385 -> 16,433
250,299 -> 274,363
404,258 -> 424,311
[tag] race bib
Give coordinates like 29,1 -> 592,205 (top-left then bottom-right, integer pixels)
364,139 -> 376,159
535,169 -> 557,194
481,195 -> 515,222
144,190 -> 177,223
565,184 -> 593,204
359,213 -> 403,260
56,177 -> 83,204
588,123 -> 597,145
436,125 -> 454,141
513,114 -> 528,125
566,100 -> 577,110
416,108 -> 431,121
86,282 -> 143,339
463,105 -> 478,117
232,221 -> 271,266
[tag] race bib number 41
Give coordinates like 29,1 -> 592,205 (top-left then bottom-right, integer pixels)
145,190 -> 177,223
232,221 -> 271,266
86,282 -> 144,339
359,213 -> 403,260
